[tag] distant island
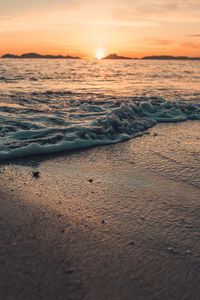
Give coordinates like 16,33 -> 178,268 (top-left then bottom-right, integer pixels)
103,53 -> 134,60
102,54 -> 200,60
142,55 -> 200,60
1,53 -> 80,59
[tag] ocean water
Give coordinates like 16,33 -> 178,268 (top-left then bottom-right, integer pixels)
0,59 -> 200,161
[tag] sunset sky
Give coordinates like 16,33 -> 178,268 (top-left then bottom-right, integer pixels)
1,0 -> 200,58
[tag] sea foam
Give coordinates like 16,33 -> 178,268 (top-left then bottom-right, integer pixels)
0,99 -> 199,161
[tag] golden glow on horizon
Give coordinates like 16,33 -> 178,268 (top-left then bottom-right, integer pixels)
95,47 -> 104,60
0,0 -> 200,58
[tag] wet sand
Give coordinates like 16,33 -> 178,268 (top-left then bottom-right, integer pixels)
0,121 -> 200,300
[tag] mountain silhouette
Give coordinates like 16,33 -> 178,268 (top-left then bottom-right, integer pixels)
1,53 -> 80,59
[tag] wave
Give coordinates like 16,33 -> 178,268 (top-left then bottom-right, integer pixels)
0,99 -> 199,161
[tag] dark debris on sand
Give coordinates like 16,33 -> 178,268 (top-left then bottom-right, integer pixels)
32,171 -> 40,179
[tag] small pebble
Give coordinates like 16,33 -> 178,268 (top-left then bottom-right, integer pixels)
128,241 -> 135,246
56,200 -> 62,205
101,220 -> 105,224
32,171 -> 40,178
89,179 -> 93,183
66,269 -> 74,275
168,247 -> 178,254
24,271 -> 33,276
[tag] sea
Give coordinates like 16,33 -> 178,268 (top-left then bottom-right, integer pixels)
0,58 -> 200,161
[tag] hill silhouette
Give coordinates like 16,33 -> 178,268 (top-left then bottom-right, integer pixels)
102,54 -> 200,60
1,53 -> 80,59
142,55 -> 200,60
103,53 -> 133,59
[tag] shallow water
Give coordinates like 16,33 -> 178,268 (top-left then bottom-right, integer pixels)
0,59 -> 200,161
1,59 -> 200,99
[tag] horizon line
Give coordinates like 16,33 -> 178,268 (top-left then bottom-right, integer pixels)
1,52 -> 200,60
0,52 -> 200,60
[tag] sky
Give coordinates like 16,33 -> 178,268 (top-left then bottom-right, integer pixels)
0,0 -> 200,58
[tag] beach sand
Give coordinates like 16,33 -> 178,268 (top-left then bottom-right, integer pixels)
0,121 -> 200,300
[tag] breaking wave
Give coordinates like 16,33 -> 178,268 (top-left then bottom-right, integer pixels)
0,97 -> 199,161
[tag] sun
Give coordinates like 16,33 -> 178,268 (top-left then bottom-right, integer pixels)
95,47 -> 104,60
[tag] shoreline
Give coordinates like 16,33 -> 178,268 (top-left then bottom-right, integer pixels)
0,121 -> 200,300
